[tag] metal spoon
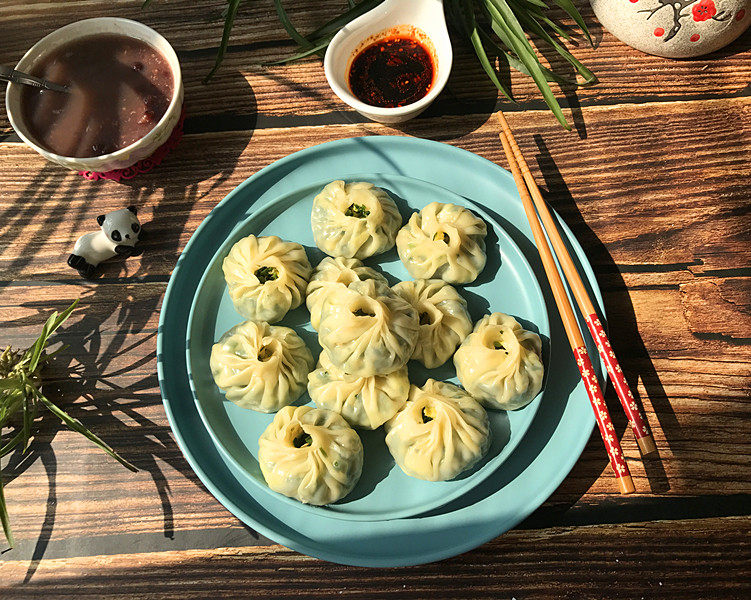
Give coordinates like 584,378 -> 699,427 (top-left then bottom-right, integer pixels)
0,65 -> 69,93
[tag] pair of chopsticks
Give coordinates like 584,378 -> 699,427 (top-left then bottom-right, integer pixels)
496,112 -> 656,495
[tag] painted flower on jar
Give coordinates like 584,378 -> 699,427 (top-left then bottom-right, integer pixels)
692,0 -> 717,21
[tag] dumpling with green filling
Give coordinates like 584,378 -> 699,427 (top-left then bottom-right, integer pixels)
311,180 -> 402,259
223,234 -> 312,323
454,312 -> 544,410
392,278 -> 473,368
258,405 -> 364,505
317,279 -> 419,377
396,202 -> 487,284
307,350 -> 409,429
385,379 -> 491,481
306,256 -> 388,331
210,320 -> 314,413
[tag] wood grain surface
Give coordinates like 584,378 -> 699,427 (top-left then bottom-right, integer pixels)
0,0 -> 749,597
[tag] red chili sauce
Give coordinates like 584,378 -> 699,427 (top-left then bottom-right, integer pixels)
348,36 -> 434,108
22,34 -> 173,158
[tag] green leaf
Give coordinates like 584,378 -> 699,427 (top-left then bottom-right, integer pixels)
551,0 -> 592,46
0,428 -> 27,458
479,27 -> 576,85
204,0 -> 243,83
273,0 -> 315,51
0,467 -> 13,548
484,0 -> 570,129
38,393 -> 138,472
306,0 -> 383,43
262,38 -> 334,66
457,0 -> 513,101
0,378 -> 21,390
21,395 -> 32,452
518,12 -> 596,83
26,300 -> 77,373
141,0 -> 153,8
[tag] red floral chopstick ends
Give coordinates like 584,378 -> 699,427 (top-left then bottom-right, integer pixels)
585,315 -> 657,456
573,347 -> 631,484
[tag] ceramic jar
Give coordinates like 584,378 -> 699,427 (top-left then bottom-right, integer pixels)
590,0 -> 750,57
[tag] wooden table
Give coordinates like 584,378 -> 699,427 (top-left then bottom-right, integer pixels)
1,2 -> 749,597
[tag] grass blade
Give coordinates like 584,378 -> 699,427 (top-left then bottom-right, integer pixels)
484,0 -> 570,128
38,393 -> 137,472
204,0 -> 243,83
0,427 -> 26,458
273,0 -> 314,50
0,468 -> 13,547
306,0 -> 383,43
479,27 -> 577,85
518,12 -> 596,82
551,0 -> 592,45
262,38 -> 334,66
458,0 -> 513,101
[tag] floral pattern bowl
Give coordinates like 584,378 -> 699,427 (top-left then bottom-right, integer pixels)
590,0 -> 750,57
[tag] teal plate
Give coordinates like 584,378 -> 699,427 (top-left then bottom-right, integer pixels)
186,173 -> 549,522
158,136 -> 603,567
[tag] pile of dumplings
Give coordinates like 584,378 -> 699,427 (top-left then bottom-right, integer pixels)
209,180 -> 545,506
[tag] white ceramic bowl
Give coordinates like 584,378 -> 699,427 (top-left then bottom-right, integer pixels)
323,0 -> 452,124
5,17 -> 183,172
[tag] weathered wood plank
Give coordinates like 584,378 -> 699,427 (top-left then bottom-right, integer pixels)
0,260 -> 748,546
2,517 -> 750,597
0,98 -> 748,281
0,2 -> 749,138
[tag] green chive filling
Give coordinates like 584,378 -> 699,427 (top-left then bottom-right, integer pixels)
254,265 -> 279,283
345,203 -> 370,218
293,433 -> 313,448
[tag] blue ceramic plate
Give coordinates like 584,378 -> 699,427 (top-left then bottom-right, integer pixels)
186,173 -> 549,522
158,136 -> 603,567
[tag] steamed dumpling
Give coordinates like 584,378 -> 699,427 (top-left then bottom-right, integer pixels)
258,405 -> 364,505
210,320 -> 314,413
396,202 -> 487,284
317,279 -> 419,377
454,312 -> 543,410
307,350 -> 409,429
392,279 -> 473,368
306,256 -> 388,331
223,235 -> 312,323
385,379 -> 491,481
311,180 -> 402,259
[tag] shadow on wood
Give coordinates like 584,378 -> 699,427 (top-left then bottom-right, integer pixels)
533,134 -> 673,495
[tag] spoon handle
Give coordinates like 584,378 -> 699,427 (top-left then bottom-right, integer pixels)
0,65 -> 69,93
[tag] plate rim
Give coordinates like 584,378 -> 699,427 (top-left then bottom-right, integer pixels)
184,171 -> 551,522
157,135 -> 603,567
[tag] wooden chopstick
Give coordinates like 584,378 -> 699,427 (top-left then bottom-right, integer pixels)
496,112 -> 657,458
496,117 -> 635,495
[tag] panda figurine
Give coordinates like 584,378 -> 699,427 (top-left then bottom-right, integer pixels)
68,206 -> 142,278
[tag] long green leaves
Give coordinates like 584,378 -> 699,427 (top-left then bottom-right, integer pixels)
0,467 -> 11,548
141,0 -> 595,127
0,301 -> 136,547
203,0 -> 242,83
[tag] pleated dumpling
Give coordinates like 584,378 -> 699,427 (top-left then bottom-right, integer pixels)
454,312 -> 544,410
392,279 -> 473,368
396,202 -> 487,284
311,180 -> 402,259
317,279 -> 419,377
210,320 -> 314,413
258,405 -> 364,505
385,379 -> 491,481
307,350 -> 410,430
223,235 -> 312,323
306,256 -> 388,330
